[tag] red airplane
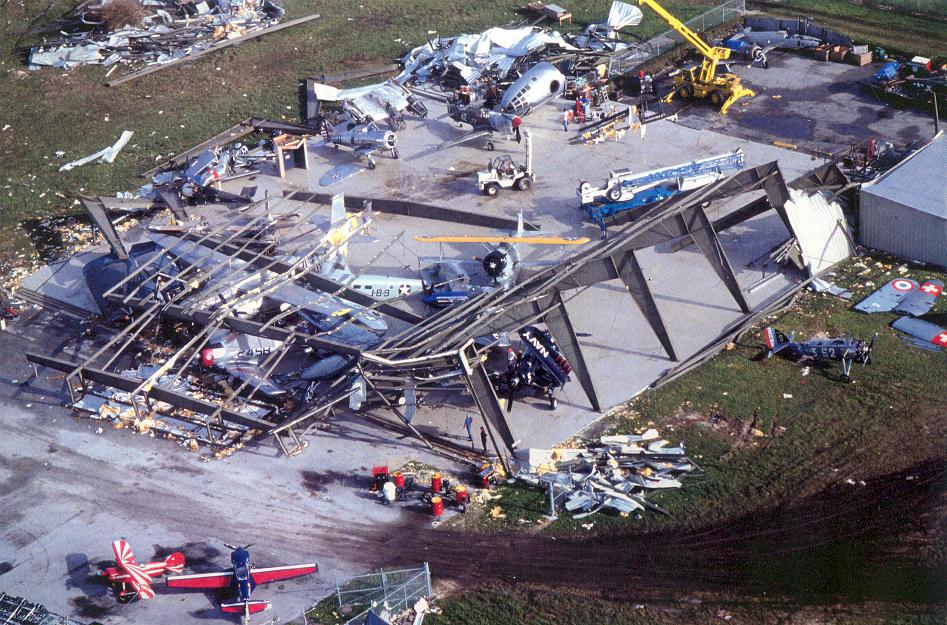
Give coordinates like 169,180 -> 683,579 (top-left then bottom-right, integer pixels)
168,543 -> 316,624
102,539 -> 185,601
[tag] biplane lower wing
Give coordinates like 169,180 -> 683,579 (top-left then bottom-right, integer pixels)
892,317 -> 947,351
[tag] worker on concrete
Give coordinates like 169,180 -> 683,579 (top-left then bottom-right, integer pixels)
463,414 -> 474,446
642,72 -> 654,94
382,478 -> 397,505
560,108 -> 570,132
480,425 -> 488,451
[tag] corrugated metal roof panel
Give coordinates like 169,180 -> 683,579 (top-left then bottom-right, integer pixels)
861,132 -> 947,219
783,189 -> 854,275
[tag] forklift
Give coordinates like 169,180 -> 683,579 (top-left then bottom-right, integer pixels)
476,129 -> 534,196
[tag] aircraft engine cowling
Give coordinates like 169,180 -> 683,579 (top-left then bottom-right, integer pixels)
482,250 -> 508,281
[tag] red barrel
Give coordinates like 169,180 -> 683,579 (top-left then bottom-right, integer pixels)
454,485 -> 469,506
393,471 -> 405,489
431,496 -> 443,517
431,473 -> 442,493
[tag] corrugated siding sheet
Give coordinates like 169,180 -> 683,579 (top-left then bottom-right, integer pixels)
860,193 -> 947,267
783,189 -> 853,275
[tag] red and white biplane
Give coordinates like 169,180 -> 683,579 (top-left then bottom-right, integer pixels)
102,539 -> 185,602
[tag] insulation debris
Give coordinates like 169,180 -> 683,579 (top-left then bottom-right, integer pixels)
59,130 -> 134,172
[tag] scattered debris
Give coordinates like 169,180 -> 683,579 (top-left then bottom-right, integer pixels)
514,429 -> 699,518
30,0 -> 288,75
59,130 -> 134,172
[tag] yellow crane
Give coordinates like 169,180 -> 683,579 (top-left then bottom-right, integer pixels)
636,0 -> 755,114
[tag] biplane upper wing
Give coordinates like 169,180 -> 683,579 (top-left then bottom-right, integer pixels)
251,563 -> 318,584
112,539 -> 156,599
167,570 -> 233,589
893,280 -> 943,317
854,278 -> 919,314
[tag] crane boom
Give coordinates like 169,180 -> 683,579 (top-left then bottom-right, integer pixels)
636,0 -> 732,83
634,0 -> 755,113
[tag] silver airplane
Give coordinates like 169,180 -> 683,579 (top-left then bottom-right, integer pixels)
309,79 -> 428,130
315,194 -> 424,301
437,62 -> 566,152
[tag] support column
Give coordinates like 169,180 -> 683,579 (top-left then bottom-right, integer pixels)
678,206 -> 751,313
539,290 -> 602,410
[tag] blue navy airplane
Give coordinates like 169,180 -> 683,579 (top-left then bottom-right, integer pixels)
764,327 -> 876,379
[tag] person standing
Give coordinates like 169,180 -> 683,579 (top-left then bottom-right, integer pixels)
560,108 -> 570,132
480,425 -> 488,451
463,414 -> 474,447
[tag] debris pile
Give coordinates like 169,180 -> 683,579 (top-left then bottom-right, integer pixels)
29,0 -> 285,70
397,26 -> 575,85
515,429 -> 699,518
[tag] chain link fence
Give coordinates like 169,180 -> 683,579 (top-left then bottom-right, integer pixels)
335,564 -> 432,625
287,564 -> 432,625
610,0 -> 747,74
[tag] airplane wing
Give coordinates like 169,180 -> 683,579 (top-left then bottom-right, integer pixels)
854,278 -> 919,314
435,129 -> 492,152
415,235 -> 590,245
354,145 -> 379,157
893,280 -> 943,316
167,571 -> 233,589
891,317 -> 947,351
251,563 -> 318,584
112,540 -> 155,599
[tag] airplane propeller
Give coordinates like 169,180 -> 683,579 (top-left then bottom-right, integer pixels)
863,333 -> 878,365
224,543 -> 254,552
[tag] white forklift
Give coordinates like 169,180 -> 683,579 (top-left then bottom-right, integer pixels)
476,129 -> 534,196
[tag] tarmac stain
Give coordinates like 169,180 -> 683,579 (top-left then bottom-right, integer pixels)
68,597 -> 112,619
151,542 -> 220,571
0,561 -> 12,576
301,470 -> 347,494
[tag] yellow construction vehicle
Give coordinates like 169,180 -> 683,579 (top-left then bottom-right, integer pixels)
636,0 -> 755,114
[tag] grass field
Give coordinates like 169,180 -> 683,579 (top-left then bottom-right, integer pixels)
0,0 -> 722,287
747,0 -> 947,56
427,587 -> 947,625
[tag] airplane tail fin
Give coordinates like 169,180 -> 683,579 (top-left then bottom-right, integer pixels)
763,327 -> 791,358
163,552 -> 185,574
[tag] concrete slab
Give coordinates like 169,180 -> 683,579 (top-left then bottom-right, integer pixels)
668,52 -> 936,156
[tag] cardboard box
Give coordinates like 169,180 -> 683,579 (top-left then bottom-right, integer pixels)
829,45 -> 849,63
847,51 -> 873,66
852,44 -> 869,54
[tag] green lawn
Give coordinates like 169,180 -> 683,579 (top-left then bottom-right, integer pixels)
427,587 -> 946,625
747,0 -> 947,56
